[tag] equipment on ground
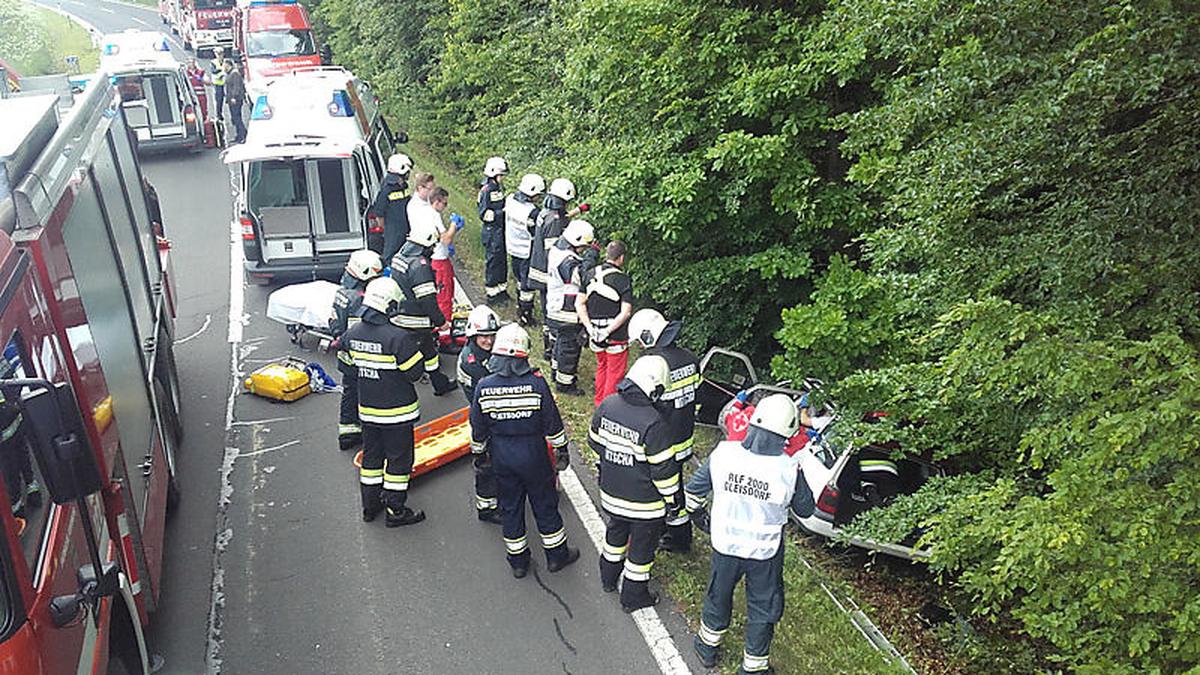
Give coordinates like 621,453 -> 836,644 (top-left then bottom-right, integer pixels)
265,279 -> 340,349
244,357 -> 312,402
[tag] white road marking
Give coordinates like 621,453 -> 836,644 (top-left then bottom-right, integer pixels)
236,439 -> 300,458
230,416 -> 296,427
176,313 -> 212,345
131,15 -> 150,26
98,5 -> 114,12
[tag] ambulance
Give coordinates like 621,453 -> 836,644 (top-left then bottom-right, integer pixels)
224,67 -> 405,284
232,0 -> 325,102
99,30 -> 206,153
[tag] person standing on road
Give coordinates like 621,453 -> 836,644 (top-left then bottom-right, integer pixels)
389,214 -> 458,396
505,173 -> 544,326
329,249 -> 383,452
369,153 -> 413,264
629,308 -> 702,553
545,220 -> 595,395
185,57 -> 208,120
223,59 -> 247,144
685,394 -> 815,674
457,305 -> 503,524
478,156 -> 509,305
209,48 -> 226,121
343,277 -> 428,527
591,354 -> 677,612
469,324 -> 581,578
578,241 -> 634,406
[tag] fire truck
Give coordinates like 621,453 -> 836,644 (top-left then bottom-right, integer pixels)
0,76 -> 182,673
162,0 -> 236,56
232,0 -> 325,102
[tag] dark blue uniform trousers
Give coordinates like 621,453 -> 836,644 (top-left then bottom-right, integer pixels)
696,546 -> 785,674
494,442 -> 569,570
337,357 -> 360,450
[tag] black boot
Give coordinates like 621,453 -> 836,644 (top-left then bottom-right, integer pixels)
622,591 -> 660,613
430,371 -> 458,396
477,508 -> 503,524
385,506 -> 426,527
693,636 -> 719,668
338,433 -> 361,452
546,546 -> 581,572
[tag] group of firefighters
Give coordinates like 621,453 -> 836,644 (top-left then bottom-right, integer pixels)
325,153 -> 816,674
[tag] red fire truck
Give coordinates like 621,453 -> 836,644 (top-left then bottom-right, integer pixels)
162,0 -> 236,56
0,76 -> 182,673
232,0 -> 324,102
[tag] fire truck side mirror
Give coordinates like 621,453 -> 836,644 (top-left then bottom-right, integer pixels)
48,562 -> 120,628
9,381 -> 104,504
49,593 -> 83,628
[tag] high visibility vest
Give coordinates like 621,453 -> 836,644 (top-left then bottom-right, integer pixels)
504,195 -> 537,258
211,67 -> 226,87
708,440 -> 799,560
546,242 -> 581,324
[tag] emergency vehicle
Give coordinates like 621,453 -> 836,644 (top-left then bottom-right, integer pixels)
224,67 -> 404,284
0,77 -> 182,673
100,30 -> 206,154
232,0 -> 324,102
161,0 -> 235,56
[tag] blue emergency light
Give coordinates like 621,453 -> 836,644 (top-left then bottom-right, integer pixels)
327,91 -> 354,117
251,95 -> 273,120
156,37 -> 170,51
103,43 -> 120,56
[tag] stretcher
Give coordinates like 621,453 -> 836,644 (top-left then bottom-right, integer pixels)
266,280 -> 340,351
353,407 -> 472,478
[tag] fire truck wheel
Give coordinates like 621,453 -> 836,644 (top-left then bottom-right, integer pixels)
167,472 -> 182,516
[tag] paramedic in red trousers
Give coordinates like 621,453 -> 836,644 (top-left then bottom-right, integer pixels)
546,220 -> 595,395
505,174 -> 544,326
591,354 -> 677,611
184,57 -> 208,120
407,184 -> 461,347
629,308 -> 702,552
389,213 -> 458,396
343,277 -> 428,527
478,156 -> 509,305
369,153 -> 413,263
577,240 -> 633,406
330,249 -> 383,451
685,394 -> 815,674
457,305 -> 503,524
468,324 -> 581,578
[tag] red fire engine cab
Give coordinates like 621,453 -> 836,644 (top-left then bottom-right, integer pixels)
232,0 -> 324,102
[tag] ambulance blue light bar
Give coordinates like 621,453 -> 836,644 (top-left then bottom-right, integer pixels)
327,91 -> 354,117
251,95 -> 273,120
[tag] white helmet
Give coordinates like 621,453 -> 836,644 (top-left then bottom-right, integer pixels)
407,216 -> 441,248
518,173 -> 545,197
387,153 -> 413,175
346,249 -> 383,281
361,277 -> 402,314
484,156 -> 508,178
629,308 -> 669,348
750,394 -> 801,438
548,178 -> 576,201
466,305 -> 501,337
563,219 -> 594,247
492,324 -> 530,358
625,355 -> 670,401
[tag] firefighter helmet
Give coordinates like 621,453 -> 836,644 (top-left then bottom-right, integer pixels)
466,305 -> 501,337
548,178 -> 576,201
625,355 -> 670,401
407,216 -> 441,248
492,324 -> 530,358
629,308 -> 669,349
362,277 -> 402,314
563,220 -> 594,247
346,249 -> 383,281
484,156 -> 508,178
387,153 -> 413,175
750,394 -> 801,438
518,173 -> 546,197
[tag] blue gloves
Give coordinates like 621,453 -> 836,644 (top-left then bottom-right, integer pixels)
448,244 -> 457,258
449,213 -> 465,230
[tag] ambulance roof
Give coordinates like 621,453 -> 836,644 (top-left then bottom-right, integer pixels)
99,30 -> 179,74
245,1 -> 310,32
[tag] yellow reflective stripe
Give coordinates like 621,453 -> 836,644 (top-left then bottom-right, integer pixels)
398,351 -> 423,371
359,401 -> 420,423
600,492 -> 666,519
0,415 -> 21,442
653,473 -> 680,492
666,373 -> 700,391
541,528 -> 567,548
645,446 -> 675,465
423,355 -> 440,371
668,437 -> 694,456
546,430 -> 568,448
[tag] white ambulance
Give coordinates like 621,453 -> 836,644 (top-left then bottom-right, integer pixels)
99,30 -> 206,153
223,66 -> 405,283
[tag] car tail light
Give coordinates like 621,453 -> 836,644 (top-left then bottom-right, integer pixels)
368,224 -> 383,234
240,216 -> 255,240
816,483 -> 839,516
183,105 -> 196,124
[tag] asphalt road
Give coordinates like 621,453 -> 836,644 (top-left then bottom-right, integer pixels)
38,2 -> 691,673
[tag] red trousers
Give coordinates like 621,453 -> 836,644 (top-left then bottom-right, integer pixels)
431,258 -> 455,329
593,347 -> 629,406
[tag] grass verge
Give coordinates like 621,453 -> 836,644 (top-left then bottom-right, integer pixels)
1,6 -> 99,78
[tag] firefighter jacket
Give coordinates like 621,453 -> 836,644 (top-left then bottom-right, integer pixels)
528,207 -> 568,290
370,173 -> 411,262
389,242 -> 445,329
590,383 -> 678,520
330,273 -> 368,368
343,309 -> 425,425
457,340 -> 492,403
477,177 -> 505,227
584,262 -> 633,347
546,239 -> 582,325
648,340 -> 701,462
469,369 -> 569,463
504,193 -> 540,259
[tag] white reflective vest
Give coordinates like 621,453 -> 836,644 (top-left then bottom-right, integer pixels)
708,440 -> 800,560
505,195 -> 536,259
546,243 -> 581,324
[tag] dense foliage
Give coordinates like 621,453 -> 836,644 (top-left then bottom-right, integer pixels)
314,0 -> 1200,668
0,0 -> 50,74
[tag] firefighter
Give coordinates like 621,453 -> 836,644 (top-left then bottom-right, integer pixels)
529,178 -> 580,351
457,305 -> 503,524
210,48 -> 226,122
478,156 -> 509,305
330,249 -> 384,451
389,215 -> 458,396
577,240 -> 634,406
343,277 -> 428,527
370,153 -> 414,263
546,220 -> 595,395
590,354 -> 676,611
685,394 -> 815,674
469,324 -> 581,578
505,173 -> 544,326
629,308 -> 702,553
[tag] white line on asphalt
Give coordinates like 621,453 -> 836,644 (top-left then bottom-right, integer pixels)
237,440 -> 300,458
131,15 -> 149,26
230,416 -> 296,427
176,313 -> 212,345
98,5 -> 114,12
